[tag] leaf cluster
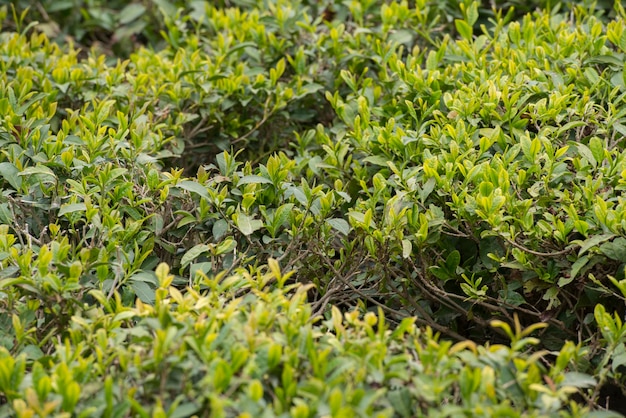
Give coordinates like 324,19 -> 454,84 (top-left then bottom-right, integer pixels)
2,0 -> 626,415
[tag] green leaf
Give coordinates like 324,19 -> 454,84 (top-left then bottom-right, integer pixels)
114,311 -> 138,322
588,137 -> 604,164
189,262 -> 212,277
119,3 -> 147,25
429,266 -> 452,281
16,93 -> 48,115
612,347 -> 626,372
599,237 -> 626,261
420,178 -> 436,203
21,345 -> 43,361
226,42 -> 257,58
177,180 -> 210,200
559,255 -> 589,287
387,388 -> 412,418
300,82 -> 324,96
340,70 -> 357,92
286,187 -> 308,205
181,244 -> 210,269
402,239 -> 412,259
0,266 -> 18,279
363,155 -> 390,166
152,0 -> 176,16
389,29 -> 414,45
425,50 -> 438,70
214,239 -> 236,256
348,211 -> 376,229
234,213 -> 263,236
47,0 -> 74,11
561,372 -> 596,388
556,121 -> 586,137
128,271 -> 159,286
576,143 -> 596,167
478,181 -> 493,196
614,122 -> 626,139
213,219 -> 229,240
455,19 -> 473,41
273,204 -> 293,229
0,162 -> 21,190
445,250 -> 461,272
585,55 -> 625,67
170,403 -> 200,418
58,203 -> 87,217
18,165 -> 56,180
585,412 -> 624,418
238,175 -> 273,185
584,67 -> 600,85
466,1 -> 479,26
131,281 -> 155,304
577,233 -> 615,256
608,275 -> 626,299
501,289 -> 525,306
326,218 -> 350,235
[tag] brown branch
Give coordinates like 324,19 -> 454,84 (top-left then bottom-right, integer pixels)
314,246 -> 467,341
503,235 -> 574,257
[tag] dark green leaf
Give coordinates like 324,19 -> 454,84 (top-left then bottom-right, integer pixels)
177,180 -> 210,200
131,281 -> 155,304
213,219 -> 229,240
119,4 -> 147,25
599,238 -> 626,261
58,203 -> 87,217
560,255 -> 589,286
0,162 -> 21,190
181,244 -> 210,268
577,234 -> 615,256
445,250 -> 461,272
170,403 -> 200,418
326,218 -> 350,235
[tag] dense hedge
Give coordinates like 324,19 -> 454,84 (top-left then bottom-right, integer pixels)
2,0 -> 626,416
11,0 -> 614,55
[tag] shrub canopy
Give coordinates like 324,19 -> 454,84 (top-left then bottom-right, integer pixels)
2,0 -> 626,416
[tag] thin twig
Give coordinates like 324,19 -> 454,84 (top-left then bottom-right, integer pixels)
503,235 -> 574,257
232,96 -> 273,144
315,247 -> 466,341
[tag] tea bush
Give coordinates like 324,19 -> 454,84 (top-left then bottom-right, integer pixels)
2,0 -> 626,416
0,256 -> 613,417
10,0 -> 618,56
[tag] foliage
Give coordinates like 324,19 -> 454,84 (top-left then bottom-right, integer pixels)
0,256 -> 617,417
10,0 -> 618,57
2,0 -> 626,415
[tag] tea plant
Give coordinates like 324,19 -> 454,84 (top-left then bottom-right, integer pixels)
2,0 -> 626,415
